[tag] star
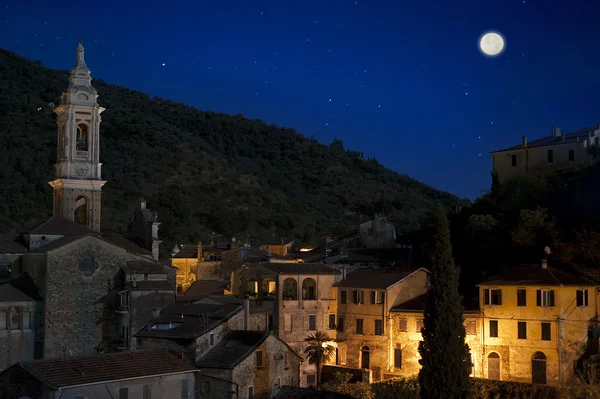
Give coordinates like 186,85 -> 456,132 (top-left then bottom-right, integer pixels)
162,63 -> 166,67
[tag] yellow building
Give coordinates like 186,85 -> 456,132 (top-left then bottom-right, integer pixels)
490,124 -> 600,183
260,239 -> 299,257
170,243 -> 201,294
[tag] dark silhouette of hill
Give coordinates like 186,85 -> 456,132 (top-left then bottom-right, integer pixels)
0,47 -> 461,258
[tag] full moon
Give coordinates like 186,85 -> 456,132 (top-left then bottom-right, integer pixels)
479,32 -> 505,56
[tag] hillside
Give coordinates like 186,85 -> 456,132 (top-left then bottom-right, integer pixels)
0,47 -> 461,258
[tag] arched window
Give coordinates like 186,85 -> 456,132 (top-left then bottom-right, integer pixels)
74,196 -> 88,226
76,124 -> 89,152
302,278 -> 317,300
9,307 -> 20,330
487,352 -> 500,380
246,278 -> 258,295
282,278 -> 298,300
203,380 -> 211,394
361,346 -> 370,369
532,352 -> 547,384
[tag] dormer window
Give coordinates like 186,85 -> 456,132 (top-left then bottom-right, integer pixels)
150,322 -> 182,330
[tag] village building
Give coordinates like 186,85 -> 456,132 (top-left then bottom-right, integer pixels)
196,330 -> 302,399
0,349 -> 198,398
491,123 -> 600,183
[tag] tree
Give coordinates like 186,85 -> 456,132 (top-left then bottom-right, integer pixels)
418,207 -> 473,399
304,331 -> 336,386
320,371 -> 373,399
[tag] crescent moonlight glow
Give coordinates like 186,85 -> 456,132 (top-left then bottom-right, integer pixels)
479,32 -> 505,56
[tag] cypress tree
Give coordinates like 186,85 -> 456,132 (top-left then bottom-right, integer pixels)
418,207 -> 473,399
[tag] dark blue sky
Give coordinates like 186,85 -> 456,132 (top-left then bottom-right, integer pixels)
2,0 -> 600,199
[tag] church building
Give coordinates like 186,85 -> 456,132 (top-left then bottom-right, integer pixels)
0,42 -> 176,368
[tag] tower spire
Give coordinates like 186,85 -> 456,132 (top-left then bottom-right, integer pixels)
65,40 -> 96,101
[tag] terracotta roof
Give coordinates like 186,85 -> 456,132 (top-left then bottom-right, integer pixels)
273,386 -> 354,399
27,215 -> 91,235
262,263 -> 340,275
135,301 -> 242,340
15,350 -> 197,389
195,330 -> 271,369
0,234 -> 27,253
491,127 -> 597,153
478,264 -> 596,287
184,280 -> 229,297
336,267 -> 426,289
122,260 -> 170,275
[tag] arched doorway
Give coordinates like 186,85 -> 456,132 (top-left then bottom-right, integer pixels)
74,196 -> 88,226
361,346 -> 370,369
532,352 -> 547,384
302,278 -> 316,300
282,278 -> 298,300
487,352 -> 500,380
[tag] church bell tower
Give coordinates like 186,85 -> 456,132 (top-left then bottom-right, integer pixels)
48,41 -> 106,232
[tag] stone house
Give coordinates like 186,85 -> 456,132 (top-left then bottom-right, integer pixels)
491,123 -> 600,183
0,273 -> 41,370
196,330 -> 302,399
127,198 -> 162,261
259,240 -> 300,257
331,267 -> 430,382
0,349 -> 198,398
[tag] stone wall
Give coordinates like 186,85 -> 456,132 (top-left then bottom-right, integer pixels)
0,301 -> 35,370
196,373 -> 236,399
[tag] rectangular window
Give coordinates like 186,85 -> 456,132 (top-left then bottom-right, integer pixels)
548,149 -> 554,163
569,149 -> 575,161
484,288 -> 502,305
248,386 -> 254,399
308,315 -> 316,331
356,318 -> 364,334
337,317 -> 344,332
307,374 -> 316,388
511,154 -> 517,167
537,289 -> 555,307
119,388 -> 128,399
329,314 -> 336,330
416,319 -> 424,332
143,385 -> 152,399
352,290 -> 364,304
398,318 -> 407,332
517,289 -> 527,307
374,319 -> 384,335
370,290 -> 376,304
465,321 -> 476,335
394,348 -> 402,369
340,290 -> 347,304
489,320 -> 499,338
256,351 -> 263,368
209,333 -> 214,346
577,289 -> 589,307
284,313 -> 292,332
542,322 -> 551,341
518,321 -> 527,339
0,312 -> 5,330
22,312 -> 30,329
181,381 -> 188,399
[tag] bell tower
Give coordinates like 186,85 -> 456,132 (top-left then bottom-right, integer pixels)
48,41 -> 106,232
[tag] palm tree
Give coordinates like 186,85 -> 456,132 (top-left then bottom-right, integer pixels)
304,331 -> 336,387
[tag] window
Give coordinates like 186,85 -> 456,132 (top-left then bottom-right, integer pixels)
489,320 -> 499,338
369,291 -> 385,304
248,386 -> 254,399
484,289 -> 502,305
329,314 -> 336,330
0,312 -> 6,330
398,318 -> 407,332
181,381 -> 189,399
517,289 -> 527,306
306,374 -> 316,388
547,149 -> 553,163
209,333 -> 214,346
416,319 -> 424,333
203,381 -> 211,394
569,149 -> 575,161
143,385 -> 152,399
119,388 -> 128,399
356,318 -> 364,334
466,321 -> 476,335
394,346 -> 402,369
542,322 -> 551,341
370,291 -> 376,304
352,290 -> 364,304
341,290 -> 347,304
302,278 -> 317,300
256,351 -> 263,368
337,317 -> 344,332
374,319 -> 384,335
276,377 -> 281,388
308,315 -> 316,331
511,154 -> 517,167
9,308 -> 19,330
284,313 -> 292,332
283,278 -> 298,300
577,289 -> 589,307
518,321 -> 527,339
76,124 -> 89,152
537,289 -> 555,307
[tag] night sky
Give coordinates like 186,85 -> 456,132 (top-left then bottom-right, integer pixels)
2,0 -> 600,200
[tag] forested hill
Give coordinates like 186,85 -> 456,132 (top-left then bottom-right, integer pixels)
0,47 -> 462,256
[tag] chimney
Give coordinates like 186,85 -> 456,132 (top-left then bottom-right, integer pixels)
197,241 -> 203,261
152,308 -> 160,318
132,275 -> 137,288
542,259 -> 548,269
522,136 -> 527,148
561,131 -> 566,142
140,198 -> 147,209
243,295 -> 250,331
551,127 -> 561,137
